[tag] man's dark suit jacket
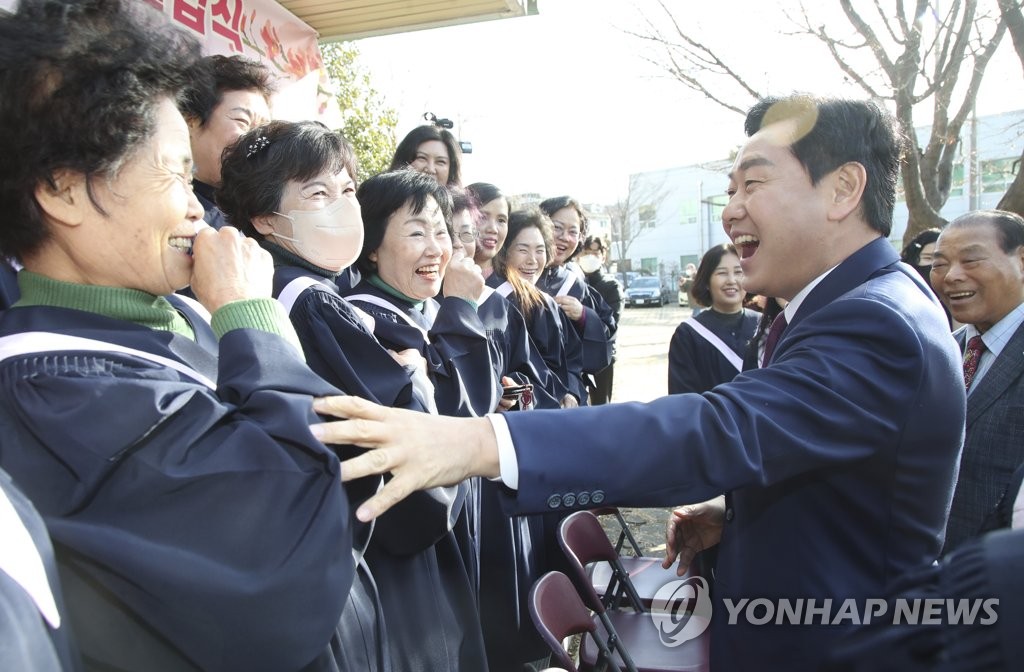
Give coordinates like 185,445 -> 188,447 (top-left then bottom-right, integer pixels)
501,238 -> 965,671
944,316 -> 1024,551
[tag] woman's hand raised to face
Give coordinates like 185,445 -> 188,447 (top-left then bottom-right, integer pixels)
190,226 -> 274,312
442,248 -> 485,303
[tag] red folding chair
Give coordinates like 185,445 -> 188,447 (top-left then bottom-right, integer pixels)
589,507 -> 699,611
529,570 -> 634,672
559,511 -> 709,672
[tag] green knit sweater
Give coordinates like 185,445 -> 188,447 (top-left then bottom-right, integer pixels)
15,271 -> 301,349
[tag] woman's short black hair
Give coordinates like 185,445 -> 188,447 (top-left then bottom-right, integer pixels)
691,243 -> 740,308
582,234 -> 608,253
217,120 -> 357,238
179,55 -> 275,127
539,195 -> 588,262
466,183 -> 505,209
389,125 -> 462,187
355,170 -> 454,276
900,228 -> 942,265
0,0 -> 201,260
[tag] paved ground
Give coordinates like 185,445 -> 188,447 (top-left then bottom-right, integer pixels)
599,302 -> 693,555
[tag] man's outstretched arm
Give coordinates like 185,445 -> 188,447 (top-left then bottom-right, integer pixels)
311,396 -> 501,521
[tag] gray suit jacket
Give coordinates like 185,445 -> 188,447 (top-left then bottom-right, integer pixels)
945,318 -> 1024,551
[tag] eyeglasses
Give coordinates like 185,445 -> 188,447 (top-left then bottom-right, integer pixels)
456,231 -> 477,244
552,223 -> 580,239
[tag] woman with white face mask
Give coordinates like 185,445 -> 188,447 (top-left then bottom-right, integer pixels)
219,121 -> 468,672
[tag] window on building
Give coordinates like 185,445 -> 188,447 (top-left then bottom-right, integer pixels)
639,204 -> 657,230
641,257 -> 658,274
946,163 -> 965,197
980,157 -> 1018,193
680,200 -> 698,225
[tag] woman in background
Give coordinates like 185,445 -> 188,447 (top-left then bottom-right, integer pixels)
538,196 -> 616,402
901,227 -> 951,328
389,124 -> 463,187
669,243 -> 759,394
489,206 -> 584,407
577,234 -> 623,404
467,182 -> 511,280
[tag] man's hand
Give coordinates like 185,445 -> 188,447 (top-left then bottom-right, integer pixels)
309,396 -> 500,521
442,248 -> 485,302
663,495 -> 725,576
190,226 -> 273,312
554,295 -> 584,322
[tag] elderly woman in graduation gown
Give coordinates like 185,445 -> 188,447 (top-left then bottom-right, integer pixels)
345,170 -> 501,418
219,120 -> 486,671
342,169 -> 492,671
0,1 -> 359,670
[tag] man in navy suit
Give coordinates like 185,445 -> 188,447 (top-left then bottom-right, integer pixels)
312,95 -> 966,671
931,210 -> 1024,552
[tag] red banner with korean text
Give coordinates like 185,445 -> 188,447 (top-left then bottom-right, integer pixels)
0,0 -> 339,124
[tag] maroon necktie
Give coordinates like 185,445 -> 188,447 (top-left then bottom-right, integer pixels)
962,335 -> 986,391
761,312 -> 789,366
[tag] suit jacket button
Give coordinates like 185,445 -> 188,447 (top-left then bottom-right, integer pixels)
577,491 -> 591,506
563,493 -> 577,507
547,494 -> 562,509
591,490 -> 605,504
725,508 -> 735,522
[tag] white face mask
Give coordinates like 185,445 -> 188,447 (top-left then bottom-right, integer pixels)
577,253 -> 603,274
272,197 -> 364,272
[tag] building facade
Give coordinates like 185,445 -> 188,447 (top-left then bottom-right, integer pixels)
620,109 -> 1024,285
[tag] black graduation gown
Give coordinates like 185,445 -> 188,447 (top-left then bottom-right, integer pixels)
468,287 -> 569,670
0,299 -> 355,672
344,278 -> 501,417
475,286 -> 565,410
668,308 -> 760,394
0,259 -> 19,310
537,264 -> 616,380
341,278 -> 490,671
487,273 -> 587,403
274,264 -> 488,672
192,180 -> 230,231
0,467 -> 81,671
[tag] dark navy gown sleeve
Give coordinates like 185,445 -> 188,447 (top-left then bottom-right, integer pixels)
0,324 -> 353,672
346,283 -> 500,417
478,293 -> 565,410
285,283 -> 464,556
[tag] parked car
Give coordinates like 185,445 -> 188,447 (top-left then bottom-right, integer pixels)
624,276 -> 671,307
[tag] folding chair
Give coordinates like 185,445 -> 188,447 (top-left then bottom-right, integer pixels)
558,511 -> 709,672
588,507 -> 698,610
529,570 -> 634,672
